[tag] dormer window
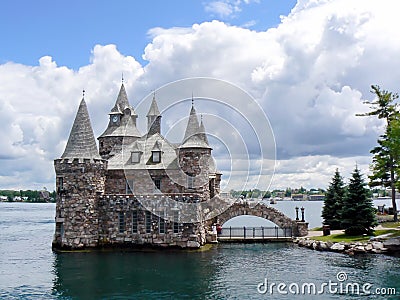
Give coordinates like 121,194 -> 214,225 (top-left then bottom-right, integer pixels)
131,151 -> 141,163
151,141 -> 162,163
152,151 -> 161,163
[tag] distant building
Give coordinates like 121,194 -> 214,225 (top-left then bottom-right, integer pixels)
308,194 -> 325,201
291,194 -> 306,201
274,191 -> 285,198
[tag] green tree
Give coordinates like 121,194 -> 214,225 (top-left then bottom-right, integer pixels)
341,166 -> 377,235
358,85 -> 399,222
284,188 -> 292,197
262,191 -> 272,199
322,169 -> 346,229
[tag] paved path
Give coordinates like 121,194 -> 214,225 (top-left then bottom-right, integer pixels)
306,224 -> 400,238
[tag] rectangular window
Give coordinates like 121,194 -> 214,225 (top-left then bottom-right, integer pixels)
56,222 -> 64,237
118,212 -> 125,233
152,151 -> 161,163
154,178 -> 161,191
159,212 -> 165,234
173,211 -> 179,234
126,179 -> 134,194
145,211 -> 152,233
187,175 -> 194,189
131,152 -> 140,163
132,210 -> 138,233
57,177 -> 63,193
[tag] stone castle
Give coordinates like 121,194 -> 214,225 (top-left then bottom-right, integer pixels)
52,83 -> 224,250
52,83 -> 308,251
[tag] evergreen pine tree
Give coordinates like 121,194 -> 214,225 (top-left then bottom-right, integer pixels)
322,169 -> 345,229
341,166 -> 377,235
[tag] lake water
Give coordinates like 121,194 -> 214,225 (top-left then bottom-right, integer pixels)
1,202 -> 399,299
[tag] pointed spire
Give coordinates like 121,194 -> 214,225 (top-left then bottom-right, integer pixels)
181,99 -> 211,149
199,115 -> 209,145
110,83 -> 134,114
61,97 -> 101,160
183,98 -> 200,142
146,92 -> 161,116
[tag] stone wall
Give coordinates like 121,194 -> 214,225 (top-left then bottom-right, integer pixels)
98,195 -> 206,248
178,148 -> 211,200
106,169 -> 210,202
53,158 -> 107,250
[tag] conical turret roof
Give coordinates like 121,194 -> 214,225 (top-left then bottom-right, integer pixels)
183,104 -> 200,142
147,93 -> 161,116
110,83 -> 136,115
199,117 -> 209,145
180,102 -> 211,149
61,98 -> 101,159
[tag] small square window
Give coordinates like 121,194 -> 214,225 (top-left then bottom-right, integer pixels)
131,152 -> 140,163
152,151 -> 161,163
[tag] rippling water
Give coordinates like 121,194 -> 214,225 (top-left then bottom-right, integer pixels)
1,202 -> 399,299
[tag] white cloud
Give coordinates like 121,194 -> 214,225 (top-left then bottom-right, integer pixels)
203,0 -> 258,18
0,0 -> 399,191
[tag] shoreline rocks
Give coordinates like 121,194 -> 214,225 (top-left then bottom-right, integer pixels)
293,237 -> 390,255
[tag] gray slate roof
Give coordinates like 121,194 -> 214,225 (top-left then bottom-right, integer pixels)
99,115 -> 141,138
146,94 -> 161,116
180,105 -> 211,149
61,98 -> 101,160
107,133 -> 179,170
99,83 -> 141,138
183,105 -> 200,142
110,83 -> 137,115
199,118 -> 209,144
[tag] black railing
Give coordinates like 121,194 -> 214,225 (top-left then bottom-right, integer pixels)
218,226 -> 292,239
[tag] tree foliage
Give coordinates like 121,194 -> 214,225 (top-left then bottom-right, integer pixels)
341,166 -> 377,235
322,169 -> 346,229
358,85 -> 399,222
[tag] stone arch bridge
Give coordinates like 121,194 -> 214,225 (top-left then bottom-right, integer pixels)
211,202 -> 308,237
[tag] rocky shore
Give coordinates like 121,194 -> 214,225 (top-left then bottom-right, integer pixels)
294,237 -> 400,255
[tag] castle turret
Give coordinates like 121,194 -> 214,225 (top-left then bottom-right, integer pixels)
147,93 -> 161,135
178,100 -> 212,201
53,95 -> 107,250
98,83 -> 141,159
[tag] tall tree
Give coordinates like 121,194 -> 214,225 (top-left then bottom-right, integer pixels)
341,166 -> 377,235
322,169 -> 346,229
357,85 -> 399,221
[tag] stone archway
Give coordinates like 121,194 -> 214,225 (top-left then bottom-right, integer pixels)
212,202 -> 308,237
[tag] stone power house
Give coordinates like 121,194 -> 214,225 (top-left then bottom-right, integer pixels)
52,84 -> 223,250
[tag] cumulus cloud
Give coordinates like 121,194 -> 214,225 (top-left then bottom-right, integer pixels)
0,0 -> 399,190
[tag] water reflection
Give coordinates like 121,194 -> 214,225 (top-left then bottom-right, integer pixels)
52,250 -> 217,299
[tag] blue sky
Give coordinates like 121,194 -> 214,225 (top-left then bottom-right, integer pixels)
1,0 -> 296,68
0,0 -> 399,190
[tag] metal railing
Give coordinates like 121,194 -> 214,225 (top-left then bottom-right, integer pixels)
218,226 -> 292,239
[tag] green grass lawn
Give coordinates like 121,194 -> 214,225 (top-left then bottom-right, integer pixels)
380,221 -> 400,229
312,229 -> 399,243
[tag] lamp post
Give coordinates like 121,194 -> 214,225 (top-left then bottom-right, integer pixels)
301,207 -> 305,222
295,207 -> 299,221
